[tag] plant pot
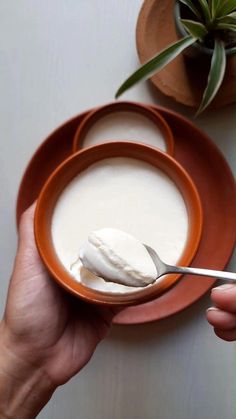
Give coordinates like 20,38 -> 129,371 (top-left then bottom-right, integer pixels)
136,0 -> 236,108
174,1 -> 236,61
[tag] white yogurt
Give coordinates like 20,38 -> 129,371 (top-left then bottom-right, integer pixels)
51,158 -> 188,294
81,111 -> 167,151
79,228 -> 158,287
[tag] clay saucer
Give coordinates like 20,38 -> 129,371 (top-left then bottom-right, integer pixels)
136,0 -> 236,108
16,104 -> 236,324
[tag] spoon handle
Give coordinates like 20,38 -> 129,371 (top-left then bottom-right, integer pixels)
166,265 -> 236,281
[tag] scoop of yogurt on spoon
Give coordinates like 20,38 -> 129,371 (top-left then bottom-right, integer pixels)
79,228 -> 157,287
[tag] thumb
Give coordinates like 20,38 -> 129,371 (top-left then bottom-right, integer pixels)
14,202 -> 46,277
18,202 -> 36,248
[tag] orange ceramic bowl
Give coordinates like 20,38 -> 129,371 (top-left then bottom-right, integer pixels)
34,142 -> 202,306
72,101 -> 174,155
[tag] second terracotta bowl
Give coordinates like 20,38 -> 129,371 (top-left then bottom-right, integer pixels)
72,101 -> 174,155
34,141 -> 202,306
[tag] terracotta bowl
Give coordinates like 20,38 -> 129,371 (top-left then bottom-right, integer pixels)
34,141 -> 202,306
72,101 -> 174,155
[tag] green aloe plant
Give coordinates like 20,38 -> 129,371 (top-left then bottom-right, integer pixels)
115,0 -> 236,115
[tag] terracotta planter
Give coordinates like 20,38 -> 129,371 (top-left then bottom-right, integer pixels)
136,0 -> 236,107
174,1 -> 236,61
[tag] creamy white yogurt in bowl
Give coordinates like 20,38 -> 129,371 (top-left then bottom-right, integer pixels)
34,142 -> 202,306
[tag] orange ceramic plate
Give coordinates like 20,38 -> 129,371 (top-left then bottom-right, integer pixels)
16,104 -> 236,323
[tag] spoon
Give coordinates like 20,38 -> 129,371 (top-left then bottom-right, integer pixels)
144,245 -> 236,282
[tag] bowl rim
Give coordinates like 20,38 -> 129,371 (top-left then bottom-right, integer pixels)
34,141 -> 203,306
72,100 -> 175,156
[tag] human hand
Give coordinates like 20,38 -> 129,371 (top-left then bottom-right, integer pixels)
207,284 -> 236,341
0,204 -> 116,418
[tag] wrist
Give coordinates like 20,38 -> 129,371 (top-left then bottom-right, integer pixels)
0,322 -> 56,419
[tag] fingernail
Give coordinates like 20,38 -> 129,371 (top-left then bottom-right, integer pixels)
206,307 -> 220,312
212,284 -> 235,292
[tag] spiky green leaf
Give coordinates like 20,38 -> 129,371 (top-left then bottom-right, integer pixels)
178,0 -> 202,20
197,0 -> 211,23
215,0 -> 236,17
216,12 -> 236,25
217,22 -> 236,31
210,0 -> 221,18
115,36 -> 196,98
181,19 -> 208,39
196,40 -> 226,115
227,11 -> 236,18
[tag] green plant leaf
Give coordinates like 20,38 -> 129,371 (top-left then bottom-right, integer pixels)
217,22 -> 236,31
196,40 -> 226,115
210,0 -> 221,18
227,11 -> 236,18
215,0 -> 236,17
178,0 -> 202,20
115,36 -> 196,98
197,0 -> 211,23
180,19 -> 208,39
216,12 -> 236,24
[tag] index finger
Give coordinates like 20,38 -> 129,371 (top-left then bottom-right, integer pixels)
211,284 -> 236,313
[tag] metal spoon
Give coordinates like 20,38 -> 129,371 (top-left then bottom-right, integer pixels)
144,245 -> 236,282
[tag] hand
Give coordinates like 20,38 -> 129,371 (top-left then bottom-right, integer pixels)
0,204 -> 116,418
207,284 -> 236,341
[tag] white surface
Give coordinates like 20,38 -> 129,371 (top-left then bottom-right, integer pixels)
0,1 -> 235,419
52,157 -> 188,292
